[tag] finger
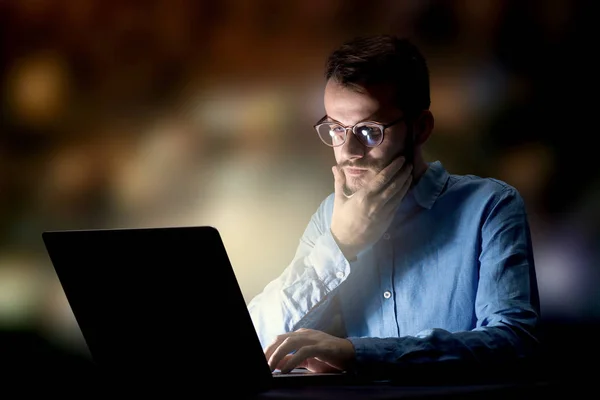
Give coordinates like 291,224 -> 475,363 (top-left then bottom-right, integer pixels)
265,328 -> 312,362
264,333 -> 292,363
332,165 -> 347,202
267,336 -> 304,372
380,163 -> 413,204
366,156 -> 406,193
279,346 -> 318,374
272,354 -> 295,371
383,173 -> 413,217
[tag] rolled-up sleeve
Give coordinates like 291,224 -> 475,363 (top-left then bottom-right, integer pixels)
248,194 -> 351,349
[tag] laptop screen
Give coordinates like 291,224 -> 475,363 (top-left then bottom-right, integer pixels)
42,226 -> 273,393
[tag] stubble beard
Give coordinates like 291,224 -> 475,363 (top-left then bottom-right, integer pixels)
342,181 -> 357,198
342,171 -> 376,198
340,132 -> 414,198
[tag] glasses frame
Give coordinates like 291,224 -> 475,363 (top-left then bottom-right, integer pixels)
313,115 -> 405,148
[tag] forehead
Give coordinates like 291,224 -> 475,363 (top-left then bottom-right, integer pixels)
323,80 -> 396,123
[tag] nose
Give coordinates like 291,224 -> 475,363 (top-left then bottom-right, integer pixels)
340,128 -> 365,160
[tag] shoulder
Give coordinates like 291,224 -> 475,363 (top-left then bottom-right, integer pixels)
448,172 -> 522,201
308,192 -> 336,225
444,172 -> 527,218
445,170 -> 526,218
318,192 -> 336,220
312,192 -> 335,212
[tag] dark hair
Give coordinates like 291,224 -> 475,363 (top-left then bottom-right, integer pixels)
325,35 -> 430,115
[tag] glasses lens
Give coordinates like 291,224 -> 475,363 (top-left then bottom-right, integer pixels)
354,123 -> 383,147
316,124 -> 346,146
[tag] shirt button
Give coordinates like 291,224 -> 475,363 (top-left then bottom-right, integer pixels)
336,271 -> 344,279
383,291 -> 391,299
383,233 -> 390,240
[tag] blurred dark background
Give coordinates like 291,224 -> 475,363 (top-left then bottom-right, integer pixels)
0,0 -> 598,380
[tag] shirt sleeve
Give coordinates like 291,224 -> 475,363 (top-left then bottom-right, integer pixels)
348,186 -> 542,379
248,194 -> 353,350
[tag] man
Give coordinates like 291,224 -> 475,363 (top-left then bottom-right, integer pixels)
247,34 -> 541,381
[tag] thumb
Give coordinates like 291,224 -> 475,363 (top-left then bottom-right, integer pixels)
332,165 -> 346,201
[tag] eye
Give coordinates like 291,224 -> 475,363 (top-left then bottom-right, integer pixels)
355,124 -> 383,146
358,126 -> 376,136
328,126 -> 346,145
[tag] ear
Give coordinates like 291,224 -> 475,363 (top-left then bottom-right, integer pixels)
413,110 -> 434,146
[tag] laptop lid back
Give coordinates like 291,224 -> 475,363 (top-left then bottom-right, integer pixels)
42,226 -> 273,393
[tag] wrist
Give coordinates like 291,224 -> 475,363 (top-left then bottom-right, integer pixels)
330,229 -> 359,261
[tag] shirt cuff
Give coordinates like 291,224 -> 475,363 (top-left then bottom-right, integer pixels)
347,336 -> 408,377
309,229 -> 352,292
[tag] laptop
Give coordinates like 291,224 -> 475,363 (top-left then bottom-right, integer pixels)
41,226 -> 354,395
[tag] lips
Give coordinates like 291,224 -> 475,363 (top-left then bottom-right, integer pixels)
345,168 -> 368,176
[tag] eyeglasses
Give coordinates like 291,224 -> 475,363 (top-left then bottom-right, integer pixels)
313,115 -> 405,148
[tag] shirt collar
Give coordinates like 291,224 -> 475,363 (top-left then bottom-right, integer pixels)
411,161 -> 450,209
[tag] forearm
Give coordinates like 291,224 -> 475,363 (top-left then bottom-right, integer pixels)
348,322 -> 541,380
248,228 -> 350,349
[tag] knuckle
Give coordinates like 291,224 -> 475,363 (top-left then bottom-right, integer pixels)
367,205 -> 379,219
275,333 -> 289,341
376,177 -> 387,187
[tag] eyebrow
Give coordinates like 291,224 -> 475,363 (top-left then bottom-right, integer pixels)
325,112 -> 381,125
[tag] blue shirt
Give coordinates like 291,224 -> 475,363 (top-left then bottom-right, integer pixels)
248,160 -> 541,375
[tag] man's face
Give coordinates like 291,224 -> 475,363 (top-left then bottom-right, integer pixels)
324,79 -> 408,196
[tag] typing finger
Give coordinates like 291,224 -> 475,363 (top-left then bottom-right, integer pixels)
279,346 -> 318,373
267,335 -> 306,372
264,333 -> 292,363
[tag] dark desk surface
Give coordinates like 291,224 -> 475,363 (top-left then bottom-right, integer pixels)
3,361 -> 576,400
1,323 -> 593,399
255,380 -> 558,400
15,376 -> 566,399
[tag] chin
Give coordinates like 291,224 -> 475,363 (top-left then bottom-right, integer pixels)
344,178 -> 366,195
